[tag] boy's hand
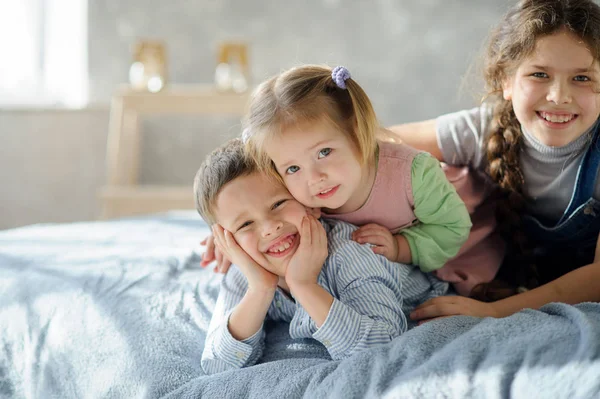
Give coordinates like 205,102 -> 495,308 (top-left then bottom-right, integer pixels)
212,224 -> 278,291
352,223 -> 399,262
200,234 -> 232,273
286,215 -> 328,288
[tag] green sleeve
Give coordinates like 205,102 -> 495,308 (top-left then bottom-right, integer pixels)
400,153 -> 472,273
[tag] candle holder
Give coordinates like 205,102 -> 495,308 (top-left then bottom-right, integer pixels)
214,41 -> 249,93
129,40 -> 167,93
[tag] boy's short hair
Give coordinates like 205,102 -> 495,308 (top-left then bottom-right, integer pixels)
193,138 -> 258,225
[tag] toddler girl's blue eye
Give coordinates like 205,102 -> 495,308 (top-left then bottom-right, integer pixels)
574,75 -> 590,82
318,148 -> 332,158
286,165 -> 300,174
531,72 -> 548,78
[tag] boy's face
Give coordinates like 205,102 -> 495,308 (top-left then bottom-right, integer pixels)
213,172 -> 317,276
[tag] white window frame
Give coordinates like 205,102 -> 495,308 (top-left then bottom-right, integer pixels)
0,0 -> 88,108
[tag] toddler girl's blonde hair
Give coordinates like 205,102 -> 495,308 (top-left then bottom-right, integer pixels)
244,65 -> 379,177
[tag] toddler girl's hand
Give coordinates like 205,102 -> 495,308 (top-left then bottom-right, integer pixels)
352,223 -> 399,262
212,224 -> 278,291
200,234 -> 232,273
285,215 -> 328,288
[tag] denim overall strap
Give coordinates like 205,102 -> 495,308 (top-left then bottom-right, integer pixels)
558,124 -> 600,224
518,122 -> 600,283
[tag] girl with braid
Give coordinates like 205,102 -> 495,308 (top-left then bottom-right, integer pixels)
390,0 -> 600,322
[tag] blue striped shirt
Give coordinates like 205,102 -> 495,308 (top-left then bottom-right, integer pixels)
201,219 -> 449,375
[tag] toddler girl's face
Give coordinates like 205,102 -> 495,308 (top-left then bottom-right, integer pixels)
264,118 -> 364,214
502,28 -> 600,147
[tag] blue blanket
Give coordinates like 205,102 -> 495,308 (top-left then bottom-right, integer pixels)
1,212 -> 599,398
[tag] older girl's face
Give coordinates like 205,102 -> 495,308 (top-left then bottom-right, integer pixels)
502,29 -> 600,147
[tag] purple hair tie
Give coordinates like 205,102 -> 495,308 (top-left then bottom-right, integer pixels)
331,66 -> 351,89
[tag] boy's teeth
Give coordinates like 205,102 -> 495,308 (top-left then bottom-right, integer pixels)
320,188 -> 332,194
541,112 -> 574,123
274,241 -> 291,252
268,236 -> 293,253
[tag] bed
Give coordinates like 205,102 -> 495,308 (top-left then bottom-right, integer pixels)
1,211 -> 600,398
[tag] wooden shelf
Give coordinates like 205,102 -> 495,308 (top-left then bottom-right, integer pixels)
111,85 -> 250,115
100,185 -> 193,219
99,85 -> 249,219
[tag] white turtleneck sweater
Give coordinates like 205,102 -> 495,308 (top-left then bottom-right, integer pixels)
436,104 -> 598,223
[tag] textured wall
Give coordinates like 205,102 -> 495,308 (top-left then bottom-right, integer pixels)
0,109 -> 109,229
87,0 -> 509,187
2,1 -> 515,229
89,0 -> 508,122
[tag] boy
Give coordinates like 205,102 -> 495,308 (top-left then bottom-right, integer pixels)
194,139 -> 448,375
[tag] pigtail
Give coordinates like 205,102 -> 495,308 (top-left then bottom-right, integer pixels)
470,99 -> 540,301
343,80 -> 379,165
244,64 -> 381,173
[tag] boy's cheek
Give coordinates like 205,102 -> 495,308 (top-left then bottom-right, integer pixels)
249,251 -> 273,271
236,237 -> 258,258
242,241 -> 270,267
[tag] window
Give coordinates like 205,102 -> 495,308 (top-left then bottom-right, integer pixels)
0,0 -> 88,108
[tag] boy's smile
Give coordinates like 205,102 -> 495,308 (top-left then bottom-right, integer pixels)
213,172 -> 312,276
264,233 -> 299,257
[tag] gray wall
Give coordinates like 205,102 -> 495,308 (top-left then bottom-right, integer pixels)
89,0 -> 509,122
1,0 -> 511,230
0,109 -> 108,228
